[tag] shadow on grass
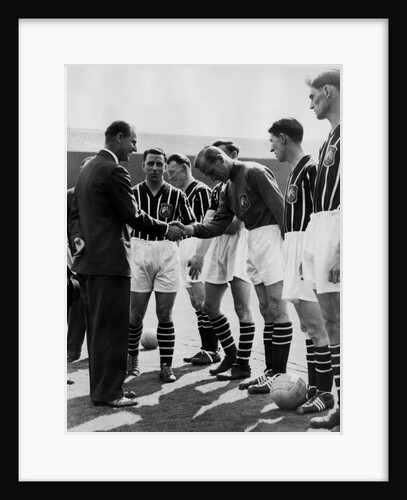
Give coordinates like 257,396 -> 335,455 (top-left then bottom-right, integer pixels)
67,362 -> 324,433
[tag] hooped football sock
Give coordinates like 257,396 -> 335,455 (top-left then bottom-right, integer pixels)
157,321 -> 175,367
271,322 -> 293,373
305,338 -> 316,388
236,322 -> 255,366
195,310 -> 206,349
211,315 -> 237,357
330,343 -> 340,404
315,344 -> 333,393
263,323 -> 274,370
202,312 -> 219,352
129,323 -> 143,357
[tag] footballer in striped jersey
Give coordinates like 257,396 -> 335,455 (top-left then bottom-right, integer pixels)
268,117 -> 334,415
303,69 -> 341,431
127,148 -> 196,384
166,153 -> 220,365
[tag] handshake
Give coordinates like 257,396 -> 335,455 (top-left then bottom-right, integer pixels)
166,221 -> 195,241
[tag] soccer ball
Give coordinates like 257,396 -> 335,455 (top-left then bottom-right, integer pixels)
269,372 -> 307,410
140,328 -> 158,350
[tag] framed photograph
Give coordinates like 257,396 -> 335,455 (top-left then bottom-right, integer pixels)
19,18 -> 388,482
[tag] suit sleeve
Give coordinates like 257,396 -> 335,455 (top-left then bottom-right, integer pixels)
107,165 -> 169,238
248,167 -> 285,234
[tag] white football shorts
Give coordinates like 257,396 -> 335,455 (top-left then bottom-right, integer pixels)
130,238 -> 181,293
205,228 -> 250,284
246,224 -> 284,287
282,231 -> 318,303
302,210 -> 341,294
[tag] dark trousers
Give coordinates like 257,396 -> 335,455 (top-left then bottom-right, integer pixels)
67,294 -> 86,359
77,274 -> 130,403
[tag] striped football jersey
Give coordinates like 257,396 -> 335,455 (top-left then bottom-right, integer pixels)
185,180 -> 212,223
284,155 -> 317,233
208,182 -> 224,212
131,181 -> 196,240
314,124 -> 340,212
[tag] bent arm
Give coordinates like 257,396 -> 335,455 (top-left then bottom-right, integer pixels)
193,201 -> 235,239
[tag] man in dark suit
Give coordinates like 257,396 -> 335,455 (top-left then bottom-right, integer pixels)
67,121 -> 185,407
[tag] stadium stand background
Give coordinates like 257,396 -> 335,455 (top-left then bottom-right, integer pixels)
67,127 -> 305,192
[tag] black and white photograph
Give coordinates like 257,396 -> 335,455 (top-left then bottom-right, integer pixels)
66,62 -> 341,433
19,19 -> 388,482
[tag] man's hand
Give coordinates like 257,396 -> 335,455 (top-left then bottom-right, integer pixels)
184,224 -> 195,237
328,261 -> 340,284
328,245 -> 340,284
187,254 -> 204,280
169,221 -> 185,229
73,237 -> 85,257
166,222 -> 186,241
168,221 -> 195,237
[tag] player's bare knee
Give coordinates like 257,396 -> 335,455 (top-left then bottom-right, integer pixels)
203,302 -> 216,317
304,314 -> 323,333
188,297 -> 198,309
269,297 -> 283,318
195,300 -> 205,312
234,302 -> 251,322
320,307 -> 339,329
306,321 -> 329,345
156,310 -> 173,323
130,312 -> 144,325
258,301 -> 269,318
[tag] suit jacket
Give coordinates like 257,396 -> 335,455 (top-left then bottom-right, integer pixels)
68,150 -> 169,277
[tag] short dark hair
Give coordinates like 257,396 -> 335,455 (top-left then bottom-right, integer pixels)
104,120 -> 133,140
211,140 -> 240,156
143,147 -> 167,162
268,118 -> 304,143
167,153 -> 191,168
306,69 -> 340,90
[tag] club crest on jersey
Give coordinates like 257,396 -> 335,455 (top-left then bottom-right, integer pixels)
324,145 -> 337,167
286,185 -> 298,203
159,203 -> 173,218
239,193 -> 251,210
